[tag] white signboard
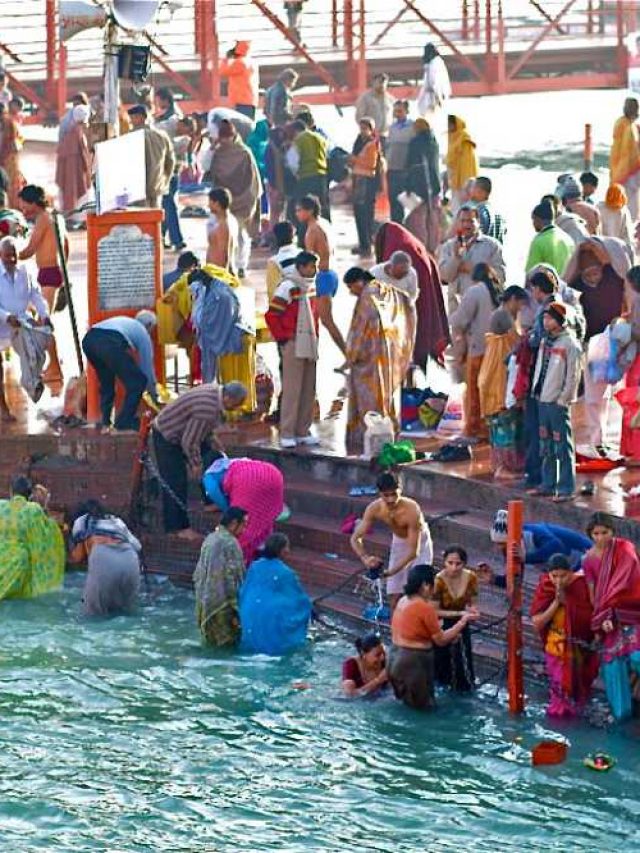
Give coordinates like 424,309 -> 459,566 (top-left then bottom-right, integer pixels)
95,130 -> 146,214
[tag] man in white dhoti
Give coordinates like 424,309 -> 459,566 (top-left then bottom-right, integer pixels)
416,43 -> 451,136
0,236 -> 51,420
350,471 -> 433,613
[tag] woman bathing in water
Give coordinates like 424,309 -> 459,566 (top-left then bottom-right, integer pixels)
341,631 -> 388,698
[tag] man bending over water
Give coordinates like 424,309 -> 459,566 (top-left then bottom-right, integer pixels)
350,472 -> 433,613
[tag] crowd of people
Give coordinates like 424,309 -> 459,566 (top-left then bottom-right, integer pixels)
3,44 -> 640,727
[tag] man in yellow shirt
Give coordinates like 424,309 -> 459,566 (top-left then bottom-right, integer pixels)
610,97 -> 640,220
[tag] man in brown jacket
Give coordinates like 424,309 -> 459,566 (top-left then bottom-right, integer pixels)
128,104 -> 174,209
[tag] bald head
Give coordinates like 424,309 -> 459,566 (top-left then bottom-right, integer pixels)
388,250 -> 412,280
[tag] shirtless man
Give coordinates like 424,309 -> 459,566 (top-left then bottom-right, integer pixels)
295,193 -> 345,355
350,471 -> 433,613
206,186 -> 239,273
18,184 -> 67,385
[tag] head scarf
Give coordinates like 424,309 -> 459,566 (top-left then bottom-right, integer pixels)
72,104 -> 91,124
423,43 -> 439,64
605,183 -> 627,210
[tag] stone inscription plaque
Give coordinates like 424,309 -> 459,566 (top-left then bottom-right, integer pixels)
97,224 -> 156,311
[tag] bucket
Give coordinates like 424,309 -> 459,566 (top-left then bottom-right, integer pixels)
531,740 -> 568,766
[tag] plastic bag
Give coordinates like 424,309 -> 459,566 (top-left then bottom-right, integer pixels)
377,440 -> 416,468
436,383 -> 465,436
363,412 -> 395,460
587,330 -> 612,383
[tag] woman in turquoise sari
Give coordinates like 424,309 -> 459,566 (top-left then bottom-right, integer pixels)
239,533 -> 311,655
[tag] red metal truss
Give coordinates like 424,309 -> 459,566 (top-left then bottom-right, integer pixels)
0,0 -> 635,121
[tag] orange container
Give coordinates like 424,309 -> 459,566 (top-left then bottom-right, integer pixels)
532,740 -> 568,766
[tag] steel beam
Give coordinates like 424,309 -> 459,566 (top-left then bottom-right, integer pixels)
507,0 -> 578,81
249,0 -> 342,92
399,0 -> 483,80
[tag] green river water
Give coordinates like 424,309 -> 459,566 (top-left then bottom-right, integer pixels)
0,575 -> 638,852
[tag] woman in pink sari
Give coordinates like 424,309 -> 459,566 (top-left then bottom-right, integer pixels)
583,513 -> 640,719
203,456 -> 285,564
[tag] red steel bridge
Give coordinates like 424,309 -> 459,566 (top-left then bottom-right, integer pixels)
1,0 -> 639,122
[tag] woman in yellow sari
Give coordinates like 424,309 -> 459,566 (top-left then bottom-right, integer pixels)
610,98 -> 640,220
477,285 -> 529,479
446,115 -> 478,212
343,267 -> 414,452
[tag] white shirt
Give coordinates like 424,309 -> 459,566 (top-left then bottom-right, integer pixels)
0,260 -> 49,349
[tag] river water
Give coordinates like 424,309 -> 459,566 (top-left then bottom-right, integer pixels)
0,573 -> 638,852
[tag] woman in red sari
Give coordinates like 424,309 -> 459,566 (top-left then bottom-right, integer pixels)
531,553 -> 598,717
374,222 -> 449,369
583,513 -> 640,719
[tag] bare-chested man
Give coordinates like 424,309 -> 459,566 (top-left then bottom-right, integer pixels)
295,193 -> 345,355
350,471 -> 433,613
18,184 -> 66,385
206,186 -> 239,273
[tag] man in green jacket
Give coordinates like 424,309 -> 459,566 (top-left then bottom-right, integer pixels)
525,199 -> 574,276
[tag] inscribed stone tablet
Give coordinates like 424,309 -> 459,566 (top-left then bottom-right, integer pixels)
97,224 -> 156,311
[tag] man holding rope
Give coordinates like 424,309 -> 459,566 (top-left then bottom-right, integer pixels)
350,472 -> 433,614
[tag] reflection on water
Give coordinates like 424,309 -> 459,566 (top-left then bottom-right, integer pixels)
0,575 -> 638,851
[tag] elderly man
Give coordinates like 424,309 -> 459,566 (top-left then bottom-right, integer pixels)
0,236 -> 51,421
438,205 -> 505,313
128,104 -> 174,209
370,250 -> 418,303
355,74 -> 394,143
82,310 -> 158,432
152,381 -> 248,539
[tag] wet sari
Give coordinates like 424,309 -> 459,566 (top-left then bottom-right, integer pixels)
583,538 -> 640,719
193,526 -> 246,647
530,573 -> 598,717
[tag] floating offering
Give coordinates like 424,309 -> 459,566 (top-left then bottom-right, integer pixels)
583,752 -> 615,772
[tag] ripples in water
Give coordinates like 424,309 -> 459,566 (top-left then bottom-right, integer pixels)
0,575 -> 637,852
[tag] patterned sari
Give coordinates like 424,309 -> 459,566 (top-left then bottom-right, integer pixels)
193,526 -> 246,647
346,279 -> 414,452
0,496 -> 65,600
0,115 -> 25,207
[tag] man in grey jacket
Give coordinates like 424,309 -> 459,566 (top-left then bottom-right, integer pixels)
530,302 -> 582,502
438,205 -> 505,313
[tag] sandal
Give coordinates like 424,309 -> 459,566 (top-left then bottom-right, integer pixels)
552,493 -> 575,503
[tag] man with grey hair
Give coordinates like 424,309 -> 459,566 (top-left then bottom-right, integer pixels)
370,250 -> 419,302
0,235 -> 51,420
81,310 -> 158,432
152,381 -> 248,539
264,68 -> 299,127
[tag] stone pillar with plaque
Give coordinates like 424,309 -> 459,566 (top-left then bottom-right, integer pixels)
86,209 -> 165,423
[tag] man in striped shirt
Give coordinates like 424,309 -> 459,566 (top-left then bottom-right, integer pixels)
152,381 -> 247,539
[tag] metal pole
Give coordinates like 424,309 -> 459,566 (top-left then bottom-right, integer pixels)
462,0 -> 469,40
52,211 -> 84,376
357,0 -> 367,94
332,0 -> 339,47
507,499 -> 525,715
45,0 -> 59,119
584,123 -> 593,170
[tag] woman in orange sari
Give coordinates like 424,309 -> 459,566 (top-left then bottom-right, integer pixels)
0,98 -> 25,207
343,267 -> 414,452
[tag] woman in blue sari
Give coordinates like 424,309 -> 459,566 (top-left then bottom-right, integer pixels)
239,533 -> 312,655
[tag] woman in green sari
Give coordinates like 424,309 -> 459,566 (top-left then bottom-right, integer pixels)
194,507 -> 248,647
